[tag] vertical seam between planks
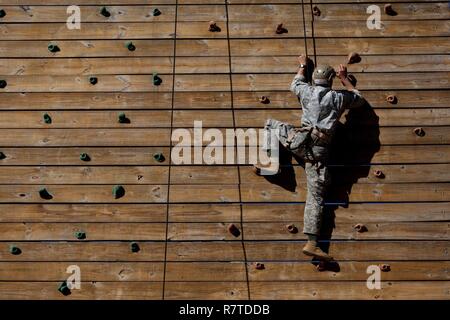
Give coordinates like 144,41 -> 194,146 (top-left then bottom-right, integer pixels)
162,0 -> 178,300
224,0 -> 251,300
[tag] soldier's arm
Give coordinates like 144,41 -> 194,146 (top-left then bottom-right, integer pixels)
290,55 -> 311,97
336,64 -> 366,109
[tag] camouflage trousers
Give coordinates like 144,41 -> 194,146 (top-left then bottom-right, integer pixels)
264,119 -> 331,236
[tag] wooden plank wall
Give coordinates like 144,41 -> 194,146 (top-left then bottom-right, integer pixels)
0,0 -> 448,299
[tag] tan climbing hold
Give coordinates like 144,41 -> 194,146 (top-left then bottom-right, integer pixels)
379,264 -> 391,272
259,96 -> 270,104
353,223 -> 368,233
384,4 -> 397,16
347,52 -> 361,65
286,224 -> 298,234
275,24 -> 288,34
227,223 -> 241,237
386,95 -> 398,104
373,170 -> 384,178
312,6 -> 321,17
208,21 -> 221,32
414,127 -> 425,137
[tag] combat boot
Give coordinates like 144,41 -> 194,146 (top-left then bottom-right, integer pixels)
302,241 -> 333,261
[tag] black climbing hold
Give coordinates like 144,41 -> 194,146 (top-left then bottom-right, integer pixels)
112,185 -> 125,199
227,223 -> 241,237
58,281 -> 71,296
118,112 -> 130,124
9,245 -> 21,255
74,231 -> 86,240
0,9 -> 6,18
89,76 -> 98,85
153,8 -> 161,16
0,80 -> 7,89
48,44 -> 60,53
125,41 -> 136,51
43,113 -> 52,124
0,151 -> 5,160
39,188 -> 53,200
153,153 -> 165,163
130,242 -> 140,253
100,7 -> 111,18
79,153 -> 90,162
152,73 -> 162,86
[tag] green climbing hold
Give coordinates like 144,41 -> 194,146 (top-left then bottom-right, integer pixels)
89,76 -> 98,85
112,185 -> 125,199
125,41 -> 136,51
118,112 -> 129,124
0,80 -> 7,89
130,242 -> 140,253
152,73 -> 162,86
74,231 -> 86,240
58,281 -> 71,296
9,245 -> 21,255
79,153 -> 90,162
0,151 -> 5,160
153,8 -> 161,16
0,9 -> 6,18
39,187 -> 53,200
47,44 -> 60,53
153,153 -> 165,163
43,113 -> 52,124
100,7 -> 111,17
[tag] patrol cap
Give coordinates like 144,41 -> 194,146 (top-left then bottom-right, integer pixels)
312,65 -> 336,85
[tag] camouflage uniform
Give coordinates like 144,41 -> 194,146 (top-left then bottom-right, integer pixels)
264,74 -> 365,235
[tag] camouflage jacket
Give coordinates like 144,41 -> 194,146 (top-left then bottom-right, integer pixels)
290,74 -> 365,135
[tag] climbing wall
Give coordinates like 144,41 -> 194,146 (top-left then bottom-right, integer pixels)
0,0 -> 448,299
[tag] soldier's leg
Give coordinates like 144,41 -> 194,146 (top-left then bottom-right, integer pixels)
302,161 -> 333,260
303,162 -> 329,235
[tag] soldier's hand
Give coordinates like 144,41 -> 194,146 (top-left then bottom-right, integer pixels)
337,64 -> 348,79
298,55 -> 309,65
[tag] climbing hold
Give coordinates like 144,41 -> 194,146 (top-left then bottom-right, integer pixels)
9,245 -> 21,255
384,4 -> 397,16
227,223 -> 241,237
89,76 -> 98,85
43,113 -> 52,124
74,231 -> 86,240
153,152 -> 165,163
255,262 -> 265,270
259,96 -> 270,104
100,7 -> 111,18
386,95 -> 398,104
0,80 -> 7,89
0,151 -> 6,160
373,170 -> 385,179
414,127 -> 425,137
125,41 -> 136,51
152,73 -> 162,86
58,281 -> 71,296
118,112 -> 130,124
153,8 -> 161,16
347,74 -> 357,87
286,224 -> 298,234
112,185 -> 125,199
379,264 -> 391,272
0,9 -> 6,18
130,242 -> 140,253
39,188 -> 53,200
208,21 -> 221,32
47,44 -> 60,53
353,223 -> 368,233
275,24 -> 288,34
312,6 -> 321,17
79,153 -> 90,162
347,52 -> 361,65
